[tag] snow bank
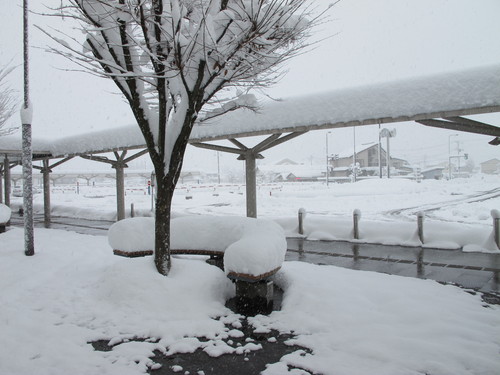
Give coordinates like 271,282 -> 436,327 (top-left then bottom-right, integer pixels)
1,228 -> 499,375
0,203 -> 11,223
108,215 -> 287,277
108,217 -> 154,252
254,262 -> 500,375
277,213 -> 500,253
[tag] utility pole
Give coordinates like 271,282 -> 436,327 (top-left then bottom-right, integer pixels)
378,123 -> 382,178
326,131 -> 331,186
217,151 -> 220,184
456,141 -> 462,177
22,0 -> 34,256
448,134 -> 458,179
352,127 -> 356,182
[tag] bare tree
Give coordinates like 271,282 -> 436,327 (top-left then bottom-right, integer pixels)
48,0 -> 328,275
0,65 -> 18,136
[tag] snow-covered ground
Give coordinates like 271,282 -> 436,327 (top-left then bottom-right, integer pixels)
1,226 -> 499,375
1,175 -> 500,374
10,174 -> 500,252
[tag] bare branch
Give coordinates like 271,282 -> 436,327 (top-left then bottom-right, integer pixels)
0,64 -> 19,136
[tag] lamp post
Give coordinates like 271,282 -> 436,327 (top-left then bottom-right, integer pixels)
352,127 -> 356,182
448,134 -> 458,180
22,0 -> 34,256
216,151 -> 220,184
326,131 -> 331,186
378,123 -> 382,178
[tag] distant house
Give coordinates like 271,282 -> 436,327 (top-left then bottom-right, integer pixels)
421,166 -> 444,180
330,143 -> 412,178
480,159 -> 500,174
286,171 -> 321,182
256,159 -> 324,182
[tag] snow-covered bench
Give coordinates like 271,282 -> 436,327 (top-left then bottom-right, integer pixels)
108,216 -> 287,312
0,204 -> 11,233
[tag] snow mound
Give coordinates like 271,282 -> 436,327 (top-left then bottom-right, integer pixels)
108,217 -> 154,252
108,215 -> 287,278
0,203 -> 11,223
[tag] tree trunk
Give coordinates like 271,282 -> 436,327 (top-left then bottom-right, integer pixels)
154,174 -> 175,275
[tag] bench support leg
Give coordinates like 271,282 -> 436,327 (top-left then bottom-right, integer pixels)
206,255 -> 224,270
235,280 -> 274,315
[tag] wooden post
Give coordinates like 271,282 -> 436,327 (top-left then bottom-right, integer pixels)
298,208 -> 306,235
492,209 -> 500,249
417,211 -> 425,244
4,155 -> 11,207
42,159 -> 51,228
353,209 -> 361,239
0,166 -> 3,204
245,152 -> 257,218
114,162 -> 126,221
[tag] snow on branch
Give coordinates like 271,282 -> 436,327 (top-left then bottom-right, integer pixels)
199,93 -> 259,122
0,64 -> 18,136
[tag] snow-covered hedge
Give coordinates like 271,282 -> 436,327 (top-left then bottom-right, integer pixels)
108,215 -> 287,278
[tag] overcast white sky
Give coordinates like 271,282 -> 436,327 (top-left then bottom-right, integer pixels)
1,0 -> 499,173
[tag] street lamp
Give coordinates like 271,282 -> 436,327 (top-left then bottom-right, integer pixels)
448,134 -> 458,179
22,0 -> 35,256
326,131 -> 331,186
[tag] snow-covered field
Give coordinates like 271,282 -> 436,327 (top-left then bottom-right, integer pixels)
2,175 -> 500,374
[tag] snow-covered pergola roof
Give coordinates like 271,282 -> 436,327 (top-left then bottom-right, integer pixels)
190,64 -> 500,142
1,63 -> 499,160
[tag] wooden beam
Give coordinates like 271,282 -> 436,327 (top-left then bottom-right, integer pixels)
123,149 -> 149,164
257,131 -> 307,152
191,142 -> 245,155
416,118 -> 500,137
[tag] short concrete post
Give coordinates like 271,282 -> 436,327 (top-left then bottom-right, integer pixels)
298,208 -> 306,235
416,248 -> 424,276
353,209 -> 361,240
492,209 -> 500,249
417,211 -> 425,244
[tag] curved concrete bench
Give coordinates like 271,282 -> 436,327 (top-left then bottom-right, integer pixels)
0,203 -> 11,233
108,215 -> 287,282
109,215 -> 287,314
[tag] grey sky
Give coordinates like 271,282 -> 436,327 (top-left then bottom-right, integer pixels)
0,0 -> 499,171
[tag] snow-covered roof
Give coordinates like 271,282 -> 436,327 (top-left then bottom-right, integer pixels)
480,158 -> 499,165
421,166 -> 445,173
191,63 -> 500,141
337,142 -> 379,159
1,64 -> 499,159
